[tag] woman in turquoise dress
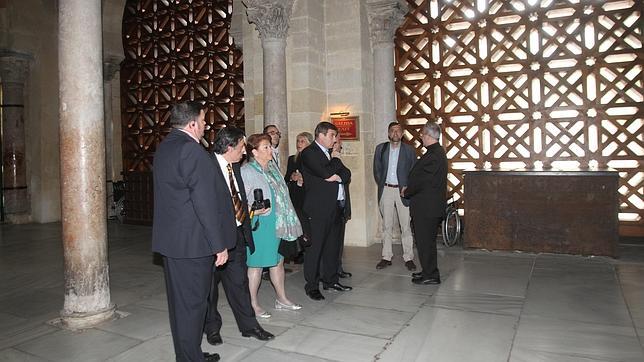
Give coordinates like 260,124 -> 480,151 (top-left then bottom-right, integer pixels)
241,133 -> 303,318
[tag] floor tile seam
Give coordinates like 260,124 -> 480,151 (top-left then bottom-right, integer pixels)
428,303 -> 521,317
92,325 -> 150,343
0,326 -> 59,351
373,302 -> 427,361
258,345 -> 337,362
506,254 -> 536,362
518,312 -> 638,329
4,346 -> 58,362
434,289 -> 526,299
512,346 -> 635,362
346,285 -> 435,299
297,322 -> 394,341
331,299 -> 425,314
614,267 -> 644,357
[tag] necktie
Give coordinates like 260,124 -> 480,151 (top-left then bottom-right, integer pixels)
226,164 -> 245,224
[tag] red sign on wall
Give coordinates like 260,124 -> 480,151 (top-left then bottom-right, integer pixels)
331,116 -> 359,140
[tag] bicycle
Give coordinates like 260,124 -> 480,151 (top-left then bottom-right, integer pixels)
442,198 -> 462,247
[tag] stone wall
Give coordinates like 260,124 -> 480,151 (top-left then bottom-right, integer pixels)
0,0 -> 124,223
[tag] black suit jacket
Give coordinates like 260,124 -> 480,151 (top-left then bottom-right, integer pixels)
152,129 -> 237,258
405,143 -> 448,218
285,154 -> 304,211
300,142 -> 351,218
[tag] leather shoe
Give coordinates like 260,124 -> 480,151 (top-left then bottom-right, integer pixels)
203,352 -> 220,361
411,271 -> 423,278
412,277 -> 441,285
338,271 -> 352,278
241,326 -> 274,341
206,332 -> 223,346
376,259 -> 392,269
405,260 -> 417,271
323,282 -> 352,291
306,289 -> 325,301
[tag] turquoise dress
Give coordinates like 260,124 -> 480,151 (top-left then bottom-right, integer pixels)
247,186 -> 282,267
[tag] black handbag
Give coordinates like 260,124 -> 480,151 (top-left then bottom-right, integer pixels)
278,238 -> 299,258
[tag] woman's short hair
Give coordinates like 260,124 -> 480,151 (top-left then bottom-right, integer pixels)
245,133 -> 271,158
297,131 -> 314,145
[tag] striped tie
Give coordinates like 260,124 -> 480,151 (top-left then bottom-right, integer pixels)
226,164 -> 245,224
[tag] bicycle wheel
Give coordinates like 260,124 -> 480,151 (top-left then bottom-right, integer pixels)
442,207 -> 461,247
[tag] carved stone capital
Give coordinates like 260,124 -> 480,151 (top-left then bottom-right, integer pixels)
103,55 -> 124,82
366,0 -> 409,47
0,51 -> 32,84
243,0 -> 295,40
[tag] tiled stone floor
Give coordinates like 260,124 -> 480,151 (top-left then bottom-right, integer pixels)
0,222 -> 643,361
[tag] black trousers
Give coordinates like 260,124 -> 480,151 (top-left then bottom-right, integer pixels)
163,255 -> 213,362
411,213 -> 441,279
204,227 -> 258,335
304,204 -> 343,292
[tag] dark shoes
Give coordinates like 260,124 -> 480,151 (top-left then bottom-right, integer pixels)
323,282 -> 352,291
203,352 -> 220,361
412,276 -> 441,285
338,271 -> 352,278
376,259 -> 392,269
206,332 -> 223,346
241,326 -> 274,341
405,260 -> 417,271
306,289 -> 325,301
411,271 -> 423,278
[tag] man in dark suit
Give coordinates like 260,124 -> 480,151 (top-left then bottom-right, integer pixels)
203,127 -> 274,345
373,122 -> 417,271
404,121 -> 448,285
333,138 -> 352,278
300,122 -> 352,300
152,102 -> 232,362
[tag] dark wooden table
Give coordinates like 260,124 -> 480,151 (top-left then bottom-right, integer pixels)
463,169 -> 619,257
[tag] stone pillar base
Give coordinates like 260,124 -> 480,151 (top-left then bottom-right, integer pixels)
5,213 -> 32,224
57,304 -> 117,330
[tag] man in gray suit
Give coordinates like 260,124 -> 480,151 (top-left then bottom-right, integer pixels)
373,122 -> 417,271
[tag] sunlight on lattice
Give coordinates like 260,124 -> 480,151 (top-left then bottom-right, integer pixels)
395,0 -> 643,228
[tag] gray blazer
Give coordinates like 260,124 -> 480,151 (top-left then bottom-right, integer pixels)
373,141 -> 416,207
240,161 -> 274,217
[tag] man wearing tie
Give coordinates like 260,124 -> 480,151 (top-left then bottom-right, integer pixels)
300,122 -> 352,301
204,127 -> 274,345
152,102 -> 231,362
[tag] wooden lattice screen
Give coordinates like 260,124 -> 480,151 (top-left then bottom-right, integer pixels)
395,0 -> 643,235
120,0 -> 244,223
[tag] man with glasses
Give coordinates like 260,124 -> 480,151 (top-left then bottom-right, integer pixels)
403,121 -> 447,285
263,125 -> 282,168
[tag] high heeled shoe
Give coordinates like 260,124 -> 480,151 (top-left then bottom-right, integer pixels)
274,299 -> 302,310
255,310 -> 272,318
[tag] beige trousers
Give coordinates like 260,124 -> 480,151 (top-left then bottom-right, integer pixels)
379,186 -> 414,262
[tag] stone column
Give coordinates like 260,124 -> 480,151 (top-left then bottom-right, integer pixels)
243,0 -> 294,169
58,0 -> 115,329
366,0 -> 408,144
103,57 -> 122,182
0,51 -> 31,223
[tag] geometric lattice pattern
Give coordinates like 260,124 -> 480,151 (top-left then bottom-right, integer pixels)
395,0 -> 643,232
121,0 -> 244,172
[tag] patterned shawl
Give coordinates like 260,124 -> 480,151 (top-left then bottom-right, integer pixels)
249,159 -> 303,241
